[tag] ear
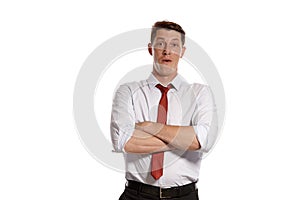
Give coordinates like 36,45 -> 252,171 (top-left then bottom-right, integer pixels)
148,43 -> 153,56
180,46 -> 186,58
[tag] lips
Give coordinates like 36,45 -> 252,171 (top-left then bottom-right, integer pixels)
161,58 -> 172,63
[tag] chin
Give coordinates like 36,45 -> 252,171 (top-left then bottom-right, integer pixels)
154,64 -> 177,77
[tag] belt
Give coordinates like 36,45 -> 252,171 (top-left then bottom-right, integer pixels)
126,180 -> 197,199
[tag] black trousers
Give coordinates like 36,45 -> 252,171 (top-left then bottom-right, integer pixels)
119,186 -> 199,200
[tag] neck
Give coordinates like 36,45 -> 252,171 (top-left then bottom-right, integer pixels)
152,70 -> 177,86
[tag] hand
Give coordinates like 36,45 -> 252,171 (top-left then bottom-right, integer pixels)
135,121 -> 164,135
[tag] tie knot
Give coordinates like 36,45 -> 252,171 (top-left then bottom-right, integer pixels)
156,84 -> 171,94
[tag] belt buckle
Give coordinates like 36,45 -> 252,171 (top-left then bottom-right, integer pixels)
159,187 -> 171,199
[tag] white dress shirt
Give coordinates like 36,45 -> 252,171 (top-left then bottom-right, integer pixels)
110,73 -> 217,187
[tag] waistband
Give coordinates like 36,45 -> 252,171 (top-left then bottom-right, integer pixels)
126,180 -> 197,199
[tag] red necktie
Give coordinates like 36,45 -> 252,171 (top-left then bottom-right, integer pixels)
151,84 -> 170,180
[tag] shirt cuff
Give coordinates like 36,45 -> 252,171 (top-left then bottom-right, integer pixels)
193,124 -> 209,153
118,126 -> 134,153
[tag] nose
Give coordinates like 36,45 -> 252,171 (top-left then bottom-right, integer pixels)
163,45 -> 171,55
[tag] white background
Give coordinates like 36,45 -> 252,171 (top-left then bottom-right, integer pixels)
1,0 -> 299,199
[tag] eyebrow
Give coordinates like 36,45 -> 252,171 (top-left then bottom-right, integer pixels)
155,37 -> 180,41
155,37 -> 165,41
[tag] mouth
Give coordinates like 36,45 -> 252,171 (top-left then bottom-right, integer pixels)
161,58 -> 172,63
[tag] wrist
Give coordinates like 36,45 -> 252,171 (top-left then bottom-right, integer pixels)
150,123 -> 164,135
135,121 -> 165,135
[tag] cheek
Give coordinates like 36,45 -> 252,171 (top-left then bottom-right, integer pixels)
153,52 -> 161,61
172,55 -> 181,63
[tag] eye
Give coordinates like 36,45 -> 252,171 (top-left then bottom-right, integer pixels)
170,43 -> 179,47
154,41 -> 165,48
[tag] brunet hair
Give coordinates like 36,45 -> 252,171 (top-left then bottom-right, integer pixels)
150,21 -> 186,45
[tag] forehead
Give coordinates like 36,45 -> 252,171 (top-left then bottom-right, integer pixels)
154,29 -> 182,41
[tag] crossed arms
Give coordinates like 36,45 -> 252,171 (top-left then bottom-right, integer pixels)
124,122 -> 200,153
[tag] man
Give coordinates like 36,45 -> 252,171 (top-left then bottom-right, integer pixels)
111,21 -> 217,200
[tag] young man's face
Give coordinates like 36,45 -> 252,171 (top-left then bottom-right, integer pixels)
149,29 -> 186,78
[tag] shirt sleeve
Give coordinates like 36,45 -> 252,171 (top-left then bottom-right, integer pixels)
110,84 -> 135,152
192,85 -> 218,153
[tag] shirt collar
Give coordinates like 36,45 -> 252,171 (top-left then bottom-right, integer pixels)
146,73 -> 187,91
